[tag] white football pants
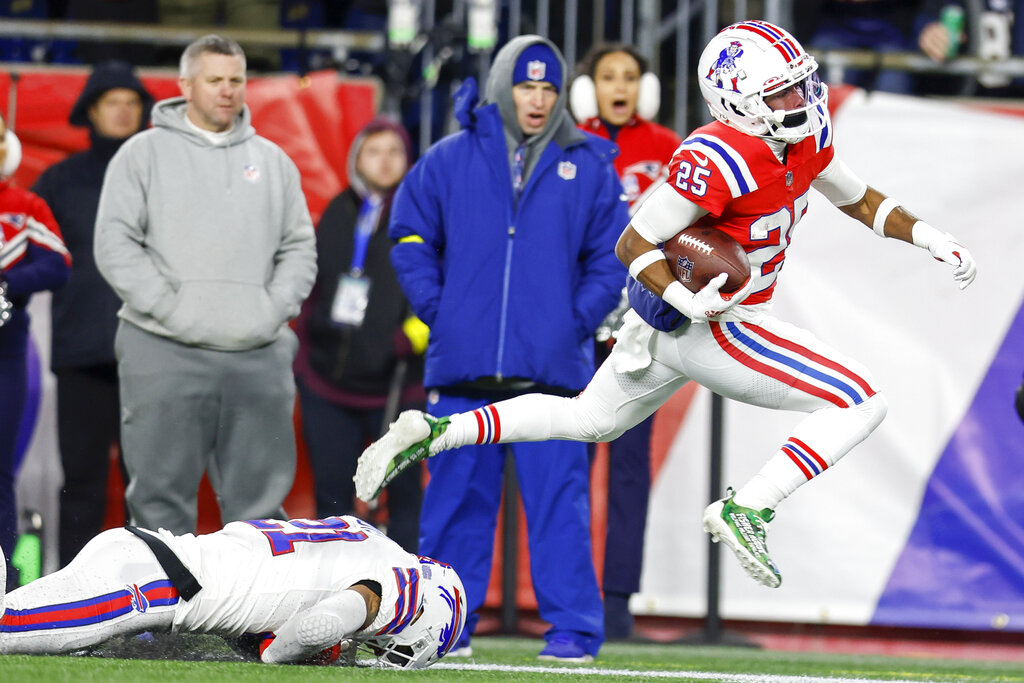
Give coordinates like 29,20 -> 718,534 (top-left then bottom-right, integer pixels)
0,529 -> 177,654
469,314 -> 886,492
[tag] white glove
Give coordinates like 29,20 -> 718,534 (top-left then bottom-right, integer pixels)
928,234 -> 977,290
913,222 -> 977,290
663,273 -> 755,323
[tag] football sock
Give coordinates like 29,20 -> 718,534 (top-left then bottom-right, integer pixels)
734,395 -> 888,511
434,394 -> 576,452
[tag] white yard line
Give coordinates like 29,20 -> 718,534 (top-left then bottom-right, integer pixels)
434,662 -> 937,682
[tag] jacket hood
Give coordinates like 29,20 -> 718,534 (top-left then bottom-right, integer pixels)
69,60 -> 155,130
485,34 -> 569,144
150,96 -> 255,146
346,116 -> 414,199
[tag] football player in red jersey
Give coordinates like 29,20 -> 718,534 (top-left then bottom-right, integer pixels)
356,21 -> 977,589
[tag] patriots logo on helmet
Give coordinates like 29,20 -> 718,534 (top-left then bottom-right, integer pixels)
527,60 -> 546,81
706,41 -> 744,92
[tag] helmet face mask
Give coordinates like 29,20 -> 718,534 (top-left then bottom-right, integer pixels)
698,21 -> 830,144
360,558 -> 466,670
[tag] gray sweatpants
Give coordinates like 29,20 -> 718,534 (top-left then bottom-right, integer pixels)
115,321 -> 298,534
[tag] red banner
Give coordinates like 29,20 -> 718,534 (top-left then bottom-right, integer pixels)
0,67 -> 378,223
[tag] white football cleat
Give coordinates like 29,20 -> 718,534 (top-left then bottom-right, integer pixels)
354,410 -> 448,502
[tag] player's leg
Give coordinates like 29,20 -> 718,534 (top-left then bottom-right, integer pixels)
211,333 -> 297,524
0,528 -> 177,654
676,317 -> 887,587
417,393 -> 504,652
354,348 -> 689,501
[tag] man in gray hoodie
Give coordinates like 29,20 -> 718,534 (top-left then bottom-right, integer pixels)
94,35 -> 316,535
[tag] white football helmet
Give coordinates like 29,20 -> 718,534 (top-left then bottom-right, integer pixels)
698,20 -> 829,144
361,557 -> 466,669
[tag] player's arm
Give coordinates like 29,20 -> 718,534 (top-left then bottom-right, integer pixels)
615,183 -> 752,322
260,583 -> 381,664
812,157 -> 977,289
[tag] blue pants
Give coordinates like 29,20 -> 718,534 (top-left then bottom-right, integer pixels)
418,393 -> 604,655
603,414 -> 654,596
0,313 -> 29,589
297,380 -> 423,553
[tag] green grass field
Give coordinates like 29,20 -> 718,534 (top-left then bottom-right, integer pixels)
2,635 -> 1023,682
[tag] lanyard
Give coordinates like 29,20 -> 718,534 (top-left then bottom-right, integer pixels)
350,194 -> 383,276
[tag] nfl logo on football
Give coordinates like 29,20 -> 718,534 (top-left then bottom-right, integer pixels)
677,255 -> 694,283
527,60 -> 546,81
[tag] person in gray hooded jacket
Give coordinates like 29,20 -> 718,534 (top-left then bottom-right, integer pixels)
94,34 -> 316,535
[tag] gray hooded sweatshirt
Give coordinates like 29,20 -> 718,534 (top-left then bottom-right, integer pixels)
94,97 -> 317,351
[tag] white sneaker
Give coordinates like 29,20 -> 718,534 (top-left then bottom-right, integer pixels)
702,488 -> 781,588
354,410 -> 449,502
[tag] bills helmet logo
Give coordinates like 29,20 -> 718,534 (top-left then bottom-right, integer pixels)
557,161 -> 577,180
527,60 -> 546,81
127,584 -> 150,613
706,40 -> 744,92
436,585 -> 464,658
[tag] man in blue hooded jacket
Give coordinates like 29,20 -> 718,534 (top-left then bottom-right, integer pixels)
387,35 -> 628,662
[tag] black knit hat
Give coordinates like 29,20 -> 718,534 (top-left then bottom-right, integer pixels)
69,60 -> 154,129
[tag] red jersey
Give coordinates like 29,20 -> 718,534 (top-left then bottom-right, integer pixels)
579,116 -> 682,211
0,180 -> 70,271
666,120 -> 835,305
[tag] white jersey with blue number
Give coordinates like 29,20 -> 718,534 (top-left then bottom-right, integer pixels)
159,516 -> 424,639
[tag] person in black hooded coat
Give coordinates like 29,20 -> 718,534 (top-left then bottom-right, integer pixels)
293,116 -> 426,552
31,60 -> 154,568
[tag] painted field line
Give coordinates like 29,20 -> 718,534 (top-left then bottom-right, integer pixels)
434,662 -> 933,682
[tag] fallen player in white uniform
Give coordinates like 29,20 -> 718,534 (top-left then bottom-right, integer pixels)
0,515 -> 465,668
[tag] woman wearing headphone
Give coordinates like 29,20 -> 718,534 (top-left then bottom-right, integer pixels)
571,44 -> 682,212
570,43 -> 682,641
0,112 -> 71,590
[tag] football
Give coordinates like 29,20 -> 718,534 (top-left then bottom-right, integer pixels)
662,226 -> 750,294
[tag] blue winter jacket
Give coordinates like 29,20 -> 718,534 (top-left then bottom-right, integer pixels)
389,79 -> 629,392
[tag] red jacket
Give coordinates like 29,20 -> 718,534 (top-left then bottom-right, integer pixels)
578,116 -> 682,213
0,180 -> 70,300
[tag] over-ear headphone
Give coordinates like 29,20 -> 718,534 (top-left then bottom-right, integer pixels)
1,128 -> 22,179
569,43 -> 661,123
